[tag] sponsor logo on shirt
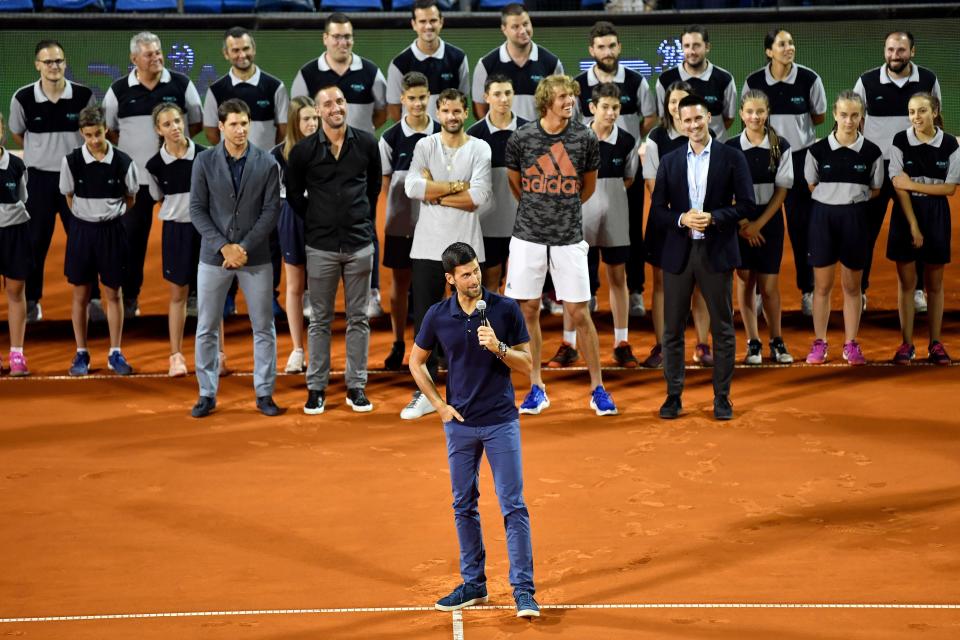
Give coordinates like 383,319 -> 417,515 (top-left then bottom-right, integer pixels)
790,96 -> 806,106
521,142 -> 579,195
257,99 -> 271,108
441,72 -> 454,81
936,160 -> 948,169
853,163 -> 867,173
350,83 -> 366,93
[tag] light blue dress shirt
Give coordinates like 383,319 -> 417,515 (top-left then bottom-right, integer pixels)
681,137 -> 712,240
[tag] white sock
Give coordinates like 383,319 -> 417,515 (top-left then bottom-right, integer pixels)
109,347 -> 121,355
77,348 -> 88,354
614,328 -> 628,346
10,347 -> 23,354
563,330 -> 577,347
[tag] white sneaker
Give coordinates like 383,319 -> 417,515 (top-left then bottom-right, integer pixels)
285,348 -> 305,373
366,288 -> 384,318
27,301 -> 43,323
400,391 -> 436,420
861,292 -> 868,312
914,289 -> 928,313
801,292 -> 813,317
303,291 -> 313,320
629,292 -> 646,317
543,295 -> 563,316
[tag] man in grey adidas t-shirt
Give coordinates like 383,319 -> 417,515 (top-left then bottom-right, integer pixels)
504,74 -> 618,417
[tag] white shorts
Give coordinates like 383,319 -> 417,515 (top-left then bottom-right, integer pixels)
504,237 -> 591,303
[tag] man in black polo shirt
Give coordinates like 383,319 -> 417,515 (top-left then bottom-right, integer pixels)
103,31 -> 203,318
409,241 -> 539,619
386,0 -> 470,123
286,85 -> 382,416
9,39 -> 96,322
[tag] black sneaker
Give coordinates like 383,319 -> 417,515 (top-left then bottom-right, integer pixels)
745,339 -> 763,365
769,337 -> 794,364
346,388 -> 373,413
304,389 -> 325,415
613,341 -> 639,368
191,396 -> 216,418
256,396 -> 282,417
384,341 -> 405,370
546,342 -> 579,368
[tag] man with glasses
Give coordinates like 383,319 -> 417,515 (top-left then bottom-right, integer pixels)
9,40 -> 96,323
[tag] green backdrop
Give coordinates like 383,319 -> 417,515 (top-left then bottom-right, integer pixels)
2,18 -> 957,146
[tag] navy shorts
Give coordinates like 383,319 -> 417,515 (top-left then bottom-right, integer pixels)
886,196 -> 952,265
807,201 -> 869,270
277,199 -> 306,266
162,220 -> 202,287
644,213 -> 666,267
383,234 -> 414,269
0,222 -> 33,281
738,209 -> 785,274
482,236 -> 511,269
64,217 -> 127,289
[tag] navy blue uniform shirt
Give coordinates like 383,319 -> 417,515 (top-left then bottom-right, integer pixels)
415,289 -> 529,426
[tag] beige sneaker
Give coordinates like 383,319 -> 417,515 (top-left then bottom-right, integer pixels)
285,348 -> 305,373
168,352 -> 188,378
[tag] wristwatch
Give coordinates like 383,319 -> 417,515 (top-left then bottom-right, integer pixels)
497,341 -> 508,360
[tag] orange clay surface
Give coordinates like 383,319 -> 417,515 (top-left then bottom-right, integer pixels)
0,196 -> 958,638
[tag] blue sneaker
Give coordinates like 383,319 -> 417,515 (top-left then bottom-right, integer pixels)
69,351 -> 91,376
107,351 -> 134,376
519,384 -> 550,415
590,385 -> 618,416
515,591 -> 540,618
223,295 -> 236,318
435,583 -> 488,612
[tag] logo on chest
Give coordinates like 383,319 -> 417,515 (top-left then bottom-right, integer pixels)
257,99 -> 271,108
440,72 -> 454,82
852,163 -> 867,173
350,83 -> 366,94
790,96 -> 806,106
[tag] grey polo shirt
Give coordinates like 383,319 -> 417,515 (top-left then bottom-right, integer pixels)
805,133 -> 884,205
576,64 -> 656,142
7,80 -> 96,172
202,66 -> 289,152
290,53 -> 387,134
386,39 -> 470,119
0,149 -> 30,228
58,143 -> 140,222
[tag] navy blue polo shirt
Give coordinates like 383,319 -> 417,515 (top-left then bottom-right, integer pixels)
415,289 -> 529,426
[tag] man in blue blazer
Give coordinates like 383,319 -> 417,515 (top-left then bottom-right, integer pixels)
651,94 -> 754,421
190,98 -> 282,418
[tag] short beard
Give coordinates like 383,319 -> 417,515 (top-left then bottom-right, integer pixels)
443,121 -> 463,134
685,57 -> 706,71
595,57 -> 618,74
887,59 -> 909,74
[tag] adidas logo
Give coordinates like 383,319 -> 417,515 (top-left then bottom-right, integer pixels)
521,142 -> 579,195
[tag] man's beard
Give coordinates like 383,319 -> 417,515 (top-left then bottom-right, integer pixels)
595,56 -> 618,74
443,120 -> 463,134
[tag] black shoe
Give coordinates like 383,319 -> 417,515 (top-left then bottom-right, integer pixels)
659,394 -> 682,419
191,396 -> 216,418
304,389 -> 325,415
346,388 -> 373,412
256,395 -> 282,417
384,341 -> 405,370
714,395 -> 733,421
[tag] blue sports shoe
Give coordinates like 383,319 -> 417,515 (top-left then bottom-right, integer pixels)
515,591 -> 540,618
519,384 -> 550,415
590,385 -> 618,416
69,351 -> 91,376
435,583 -> 488,612
108,351 -> 134,376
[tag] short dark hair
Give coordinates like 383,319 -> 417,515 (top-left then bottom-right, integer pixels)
886,30 -> 915,49
500,3 -> 527,24
218,98 -> 250,123
325,12 -> 351,32
437,88 -> 468,111
224,26 -> 255,48
401,71 -> 429,93
589,21 -> 618,45
681,24 -> 709,43
591,82 -> 620,103
35,40 -> 63,56
484,73 -> 513,95
412,0 -> 441,19
678,94 -> 709,113
764,27 -> 789,54
441,242 -> 478,274
662,80 -> 695,133
78,105 -> 106,129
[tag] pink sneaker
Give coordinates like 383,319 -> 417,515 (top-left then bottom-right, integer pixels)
843,340 -> 866,366
892,342 -> 915,365
8,351 -> 30,377
806,339 -> 828,364
693,343 -> 714,366
928,342 -> 952,366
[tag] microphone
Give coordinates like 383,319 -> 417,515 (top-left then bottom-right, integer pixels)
476,299 -> 487,326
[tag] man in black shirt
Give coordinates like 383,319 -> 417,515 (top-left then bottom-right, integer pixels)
287,85 -> 382,417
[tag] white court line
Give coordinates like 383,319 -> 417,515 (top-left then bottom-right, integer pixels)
2,602 -> 958,624
451,609 -> 464,640
3,360 -> 955,382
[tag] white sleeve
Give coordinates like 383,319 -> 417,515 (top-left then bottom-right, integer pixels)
554,59 -> 564,76
59,156 -> 74,195
740,75 -> 752,100
870,156 -> 884,189
385,61 -> 403,106
184,81 -> 203,126
8,93 -> 26,136
774,148 -> 793,189
642,136 -> 660,180
654,79 -> 666,118
290,70 -> 308,100
275,82 -> 290,126
17,167 -> 28,203
625,135 -> 639,180
125,162 -> 141,195
405,138 -> 429,200
202,89 -> 219,128
804,148 -> 819,185
373,68 -> 388,111
932,78 -> 942,102
852,77 -> 867,105
887,143 -> 904,177
103,87 -> 120,131
146,169 -> 163,202
639,79 -> 656,118
467,140 -> 492,208
471,59 -> 488,107
723,76 -> 737,120
810,75 -> 827,116
458,55 -> 471,96
379,136 -> 393,176
946,146 -> 960,184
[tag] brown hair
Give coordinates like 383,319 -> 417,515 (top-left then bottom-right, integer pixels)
534,75 -> 579,118
740,89 -> 783,173
283,95 -> 317,161
909,91 -> 944,130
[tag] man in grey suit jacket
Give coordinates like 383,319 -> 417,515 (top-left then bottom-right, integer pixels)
189,98 -> 282,418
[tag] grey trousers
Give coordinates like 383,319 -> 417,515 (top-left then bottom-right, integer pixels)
305,243 -> 374,391
196,261 -> 277,399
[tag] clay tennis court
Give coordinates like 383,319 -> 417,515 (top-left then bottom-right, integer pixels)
1,194 -> 959,639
